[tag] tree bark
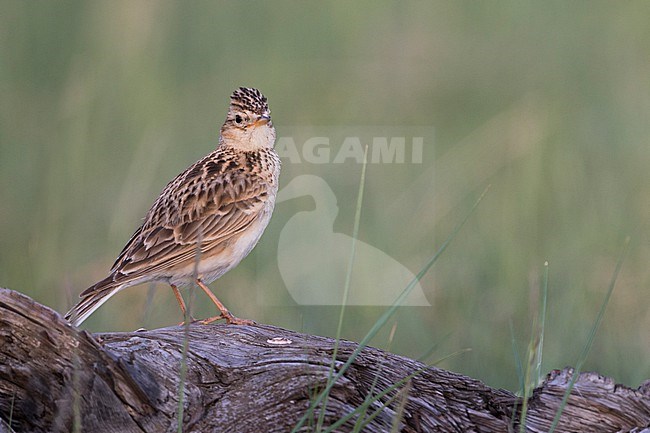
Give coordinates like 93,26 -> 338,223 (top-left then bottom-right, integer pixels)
0,288 -> 648,433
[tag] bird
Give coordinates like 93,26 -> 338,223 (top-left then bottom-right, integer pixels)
65,87 -> 281,327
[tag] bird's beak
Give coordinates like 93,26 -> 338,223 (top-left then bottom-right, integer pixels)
255,114 -> 271,126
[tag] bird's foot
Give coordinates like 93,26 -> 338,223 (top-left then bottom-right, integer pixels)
200,312 -> 255,326
226,316 -> 256,326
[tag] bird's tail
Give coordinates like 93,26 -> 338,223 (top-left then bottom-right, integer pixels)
65,276 -> 123,327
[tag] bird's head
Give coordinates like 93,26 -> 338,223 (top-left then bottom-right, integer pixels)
220,87 -> 276,150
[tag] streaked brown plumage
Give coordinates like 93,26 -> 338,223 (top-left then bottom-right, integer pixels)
65,87 -> 280,326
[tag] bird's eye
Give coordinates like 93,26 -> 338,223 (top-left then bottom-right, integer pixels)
235,115 -> 243,124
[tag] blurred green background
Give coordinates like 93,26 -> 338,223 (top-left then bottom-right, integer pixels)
1,1 -> 649,392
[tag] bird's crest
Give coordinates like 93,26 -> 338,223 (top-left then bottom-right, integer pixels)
229,87 -> 269,116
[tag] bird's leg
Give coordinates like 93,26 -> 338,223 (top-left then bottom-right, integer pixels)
195,279 -> 255,325
171,284 -> 196,325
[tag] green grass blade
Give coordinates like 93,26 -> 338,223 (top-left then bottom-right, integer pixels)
518,311 -> 537,433
351,361 -> 385,433
292,184 -> 491,432
323,371 -> 417,432
535,261 -> 549,386
324,353 -> 458,433
337,144 -> 369,327
517,261 -> 550,433
509,319 -> 523,433
8,392 -> 15,431
390,380 -> 412,433
317,146 -> 369,431
350,323 -> 399,433
547,237 -> 630,433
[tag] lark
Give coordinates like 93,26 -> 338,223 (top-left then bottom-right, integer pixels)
65,87 -> 280,326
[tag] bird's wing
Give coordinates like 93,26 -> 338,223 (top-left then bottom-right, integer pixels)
80,158 -> 274,296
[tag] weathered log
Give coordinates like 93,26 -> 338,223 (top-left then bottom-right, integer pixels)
0,288 -> 649,432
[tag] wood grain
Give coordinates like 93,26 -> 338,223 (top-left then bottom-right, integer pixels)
1,288 -> 648,432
